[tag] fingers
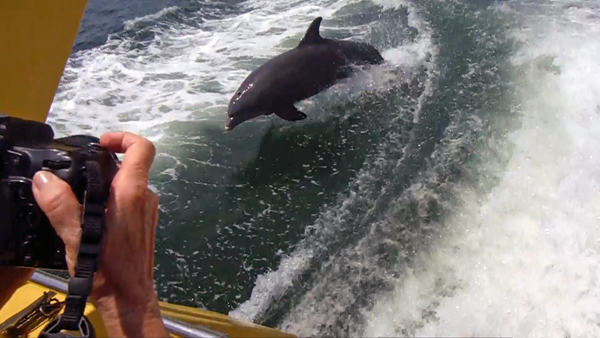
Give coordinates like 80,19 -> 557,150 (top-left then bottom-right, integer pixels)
100,132 -> 156,182
145,189 -> 159,273
0,267 -> 34,307
148,190 -> 159,234
0,267 -> 34,286
32,171 -> 82,273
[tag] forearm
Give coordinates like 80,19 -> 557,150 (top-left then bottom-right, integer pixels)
92,293 -> 168,338
0,268 -> 33,309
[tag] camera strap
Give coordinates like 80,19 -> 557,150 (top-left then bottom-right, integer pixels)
39,148 -> 105,338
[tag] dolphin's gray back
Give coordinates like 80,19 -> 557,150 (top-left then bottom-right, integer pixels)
328,39 -> 385,65
241,45 -> 347,108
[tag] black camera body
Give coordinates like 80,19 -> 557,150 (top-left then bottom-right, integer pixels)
0,116 -> 119,270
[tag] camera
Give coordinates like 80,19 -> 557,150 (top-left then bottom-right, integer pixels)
0,116 -> 119,270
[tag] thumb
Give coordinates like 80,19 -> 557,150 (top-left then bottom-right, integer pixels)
32,171 -> 82,265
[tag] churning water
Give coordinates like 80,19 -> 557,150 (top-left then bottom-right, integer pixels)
47,0 -> 600,336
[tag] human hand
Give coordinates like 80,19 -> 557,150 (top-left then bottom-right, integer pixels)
31,131 -> 167,337
0,267 -> 33,309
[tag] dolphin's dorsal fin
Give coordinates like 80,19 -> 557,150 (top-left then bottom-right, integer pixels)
298,17 -> 323,47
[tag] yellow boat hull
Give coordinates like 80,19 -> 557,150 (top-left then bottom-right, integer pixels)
0,1 -> 294,337
0,272 -> 293,338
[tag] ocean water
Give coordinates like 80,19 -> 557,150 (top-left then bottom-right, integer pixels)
47,0 -> 600,336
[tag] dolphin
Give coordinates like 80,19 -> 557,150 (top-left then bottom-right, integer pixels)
225,16 -> 384,131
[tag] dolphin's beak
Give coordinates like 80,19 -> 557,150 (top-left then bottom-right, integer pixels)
225,116 -> 241,131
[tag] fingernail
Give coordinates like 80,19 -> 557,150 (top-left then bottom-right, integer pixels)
33,171 -> 50,190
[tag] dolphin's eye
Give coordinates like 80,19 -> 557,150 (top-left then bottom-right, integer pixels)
237,92 -> 241,96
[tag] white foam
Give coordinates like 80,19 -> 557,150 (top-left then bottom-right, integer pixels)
362,2 -> 600,337
122,6 -> 180,31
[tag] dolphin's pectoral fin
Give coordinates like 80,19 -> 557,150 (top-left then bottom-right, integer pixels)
275,104 -> 307,122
